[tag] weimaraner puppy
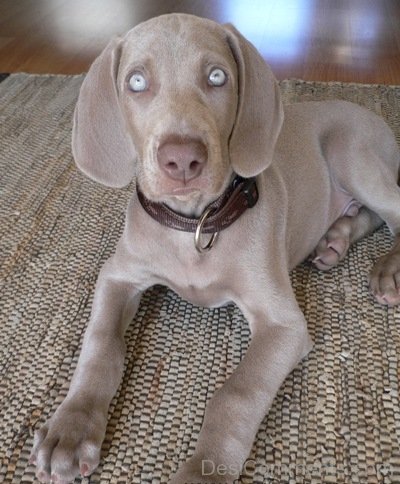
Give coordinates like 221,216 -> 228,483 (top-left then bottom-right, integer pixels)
31,13 -> 400,484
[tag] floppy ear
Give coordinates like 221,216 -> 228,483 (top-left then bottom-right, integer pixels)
72,38 -> 136,188
224,24 -> 284,177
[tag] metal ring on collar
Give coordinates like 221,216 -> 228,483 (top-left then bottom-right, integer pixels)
194,207 -> 219,253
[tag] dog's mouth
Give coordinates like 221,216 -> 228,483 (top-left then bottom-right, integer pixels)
161,174 -> 213,194
170,186 -> 202,196
159,185 -> 218,217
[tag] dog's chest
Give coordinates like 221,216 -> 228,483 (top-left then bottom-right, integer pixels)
158,258 -> 232,308
151,237 -> 233,308
128,205 -> 240,307
168,282 -> 231,308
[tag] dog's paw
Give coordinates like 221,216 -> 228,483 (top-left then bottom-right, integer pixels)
30,399 -> 107,483
312,218 -> 352,270
370,250 -> 400,306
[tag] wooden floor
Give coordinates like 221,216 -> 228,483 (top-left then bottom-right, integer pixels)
0,0 -> 400,83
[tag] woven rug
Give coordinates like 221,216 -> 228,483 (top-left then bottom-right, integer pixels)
0,74 -> 400,484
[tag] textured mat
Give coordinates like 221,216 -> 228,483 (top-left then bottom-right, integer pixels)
0,74 -> 400,484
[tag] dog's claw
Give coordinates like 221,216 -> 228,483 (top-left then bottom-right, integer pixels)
80,463 -> 90,477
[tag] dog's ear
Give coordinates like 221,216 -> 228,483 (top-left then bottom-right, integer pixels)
224,24 -> 284,177
72,38 -> 136,188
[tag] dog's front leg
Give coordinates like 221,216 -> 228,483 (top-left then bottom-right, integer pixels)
171,286 -> 312,484
30,258 -> 143,483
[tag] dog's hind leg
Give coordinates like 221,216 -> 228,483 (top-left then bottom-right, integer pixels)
338,165 -> 400,306
322,106 -> 400,305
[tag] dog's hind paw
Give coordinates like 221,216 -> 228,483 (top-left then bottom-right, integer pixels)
312,218 -> 352,270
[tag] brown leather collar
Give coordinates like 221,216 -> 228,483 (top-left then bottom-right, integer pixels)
137,175 -> 259,234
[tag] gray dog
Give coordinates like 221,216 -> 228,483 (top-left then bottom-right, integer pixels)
30,13 -> 400,484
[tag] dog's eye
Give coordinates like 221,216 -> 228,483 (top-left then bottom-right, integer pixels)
208,68 -> 227,87
128,72 -> 148,92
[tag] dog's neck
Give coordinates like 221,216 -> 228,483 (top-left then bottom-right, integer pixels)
136,175 -> 259,235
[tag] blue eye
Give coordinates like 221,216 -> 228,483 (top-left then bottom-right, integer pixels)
208,68 -> 227,86
128,72 -> 148,92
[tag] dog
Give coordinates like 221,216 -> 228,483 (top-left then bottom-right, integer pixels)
30,13 -> 400,483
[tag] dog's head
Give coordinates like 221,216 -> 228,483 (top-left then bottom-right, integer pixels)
72,14 -> 283,214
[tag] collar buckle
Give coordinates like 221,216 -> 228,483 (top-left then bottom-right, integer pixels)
241,177 -> 258,208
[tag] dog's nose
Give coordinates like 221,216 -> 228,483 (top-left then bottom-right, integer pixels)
157,138 -> 207,182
